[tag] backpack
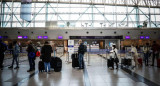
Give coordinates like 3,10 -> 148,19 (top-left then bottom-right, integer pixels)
79,44 -> 87,54
83,45 -> 87,52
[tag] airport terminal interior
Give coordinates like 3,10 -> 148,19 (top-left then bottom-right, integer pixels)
0,0 -> 160,86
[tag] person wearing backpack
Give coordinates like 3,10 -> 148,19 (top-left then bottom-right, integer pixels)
41,41 -> 53,73
26,40 -> 36,72
8,41 -> 20,69
0,39 -> 7,70
78,39 -> 87,69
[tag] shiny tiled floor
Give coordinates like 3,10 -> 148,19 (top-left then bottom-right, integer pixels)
0,54 -> 160,86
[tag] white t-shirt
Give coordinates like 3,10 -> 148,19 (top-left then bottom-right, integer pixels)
131,46 -> 138,56
110,48 -> 118,58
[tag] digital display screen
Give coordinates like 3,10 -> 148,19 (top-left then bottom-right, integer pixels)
125,36 -> 130,39
140,36 -> 144,39
145,36 -> 150,39
23,36 -> 28,39
58,36 -> 63,39
37,36 -> 42,39
43,36 -> 48,39
18,36 -> 23,39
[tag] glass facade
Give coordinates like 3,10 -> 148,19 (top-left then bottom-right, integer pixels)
0,1 -> 160,28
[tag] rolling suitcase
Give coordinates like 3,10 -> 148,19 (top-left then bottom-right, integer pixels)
50,57 -> 62,72
72,53 -> 79,68
157,59 -> 160,68
38,61 -> 45,72
138,58 -> 143,66
107,58 -> 114,68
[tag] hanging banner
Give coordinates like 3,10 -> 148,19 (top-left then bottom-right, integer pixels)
20,0 -> 32,22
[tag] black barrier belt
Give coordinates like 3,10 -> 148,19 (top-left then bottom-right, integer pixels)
83,62 -> 91,86
98,54 -> 160,86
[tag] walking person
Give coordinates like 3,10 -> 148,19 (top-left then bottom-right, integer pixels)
8,41 -> 20,69
131,44 -> 139,67
78,39 -> 87,69
111,45 -> 119,69
26,40 -> 36,72
143,43 -> 150,66
0,39 -> 7,70
151,41 -> 160,66
41,41 -> 53,73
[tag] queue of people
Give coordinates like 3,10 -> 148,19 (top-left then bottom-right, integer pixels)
0,39 -> 160,72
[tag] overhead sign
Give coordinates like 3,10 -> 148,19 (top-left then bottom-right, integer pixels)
70,36 -> 123,39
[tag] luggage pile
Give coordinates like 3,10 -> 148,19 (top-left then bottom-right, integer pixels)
38,56 -> 62,72
50,57 -> 62,72
121,58 -> 132,68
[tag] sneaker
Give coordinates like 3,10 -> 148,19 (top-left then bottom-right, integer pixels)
14,66 -> 19,69
48,71 -> 51,74
8,66 -> 13,68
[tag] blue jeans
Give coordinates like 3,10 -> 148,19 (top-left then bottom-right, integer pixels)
78,53 -> 84,68
44,62 -> 50,72
28,55 -> 35,70
144,53 -> 149,65
11,54 -> 19,67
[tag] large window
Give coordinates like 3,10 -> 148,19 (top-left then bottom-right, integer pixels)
1,2 -> 160,28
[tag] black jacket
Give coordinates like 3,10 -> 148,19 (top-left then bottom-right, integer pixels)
78,43 -> 87,54
26,44 -> 35,53
41,45 -> 53,62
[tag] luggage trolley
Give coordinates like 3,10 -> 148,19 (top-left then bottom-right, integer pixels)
121,51 -> 135,69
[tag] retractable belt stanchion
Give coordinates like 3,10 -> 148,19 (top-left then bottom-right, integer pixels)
87,52 -> 90,66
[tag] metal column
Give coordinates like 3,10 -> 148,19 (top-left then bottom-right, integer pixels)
135,6 -> 139,27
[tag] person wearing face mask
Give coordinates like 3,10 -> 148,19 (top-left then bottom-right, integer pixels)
111,45 -> 119,69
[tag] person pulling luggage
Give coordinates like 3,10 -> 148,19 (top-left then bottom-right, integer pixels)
78,39 -> 87,69
130,44 -> 139,67
110,45 -> 119,70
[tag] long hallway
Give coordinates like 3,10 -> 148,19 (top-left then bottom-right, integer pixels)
0,53 -> 160,86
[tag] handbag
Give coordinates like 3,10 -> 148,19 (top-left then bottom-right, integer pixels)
29,52 -> 36,58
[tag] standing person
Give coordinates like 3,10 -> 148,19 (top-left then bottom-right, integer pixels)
8,41 -> 20,69
8,42 -> 13,55
143,43 -> 150,66
111,45 -> 119,69
26,40 -> 36,72
151,41 -> 160,66
0,39 -> 7,70
41,41 -> 53,73
78,39 -> 87,69
131,44 -> 139,67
